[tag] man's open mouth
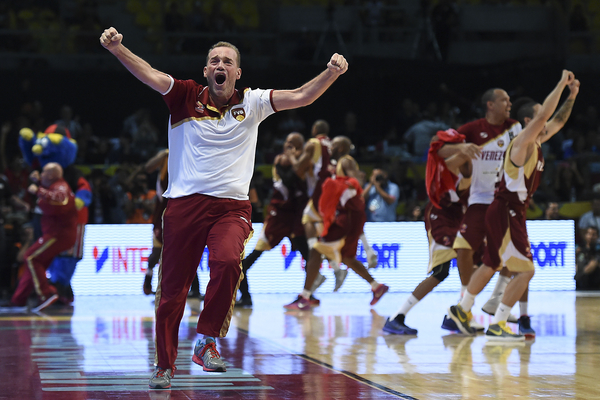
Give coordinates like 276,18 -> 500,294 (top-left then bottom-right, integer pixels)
215,74 -> 226,85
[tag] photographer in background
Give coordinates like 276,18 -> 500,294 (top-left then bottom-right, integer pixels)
575,226 -> 600,290
362,167 -> 399,222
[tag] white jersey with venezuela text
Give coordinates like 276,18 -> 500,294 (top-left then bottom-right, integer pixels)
161,77 -> 276,200
457,118 -> 522,205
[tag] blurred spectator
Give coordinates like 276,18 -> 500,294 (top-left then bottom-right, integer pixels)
403,115 -> 449,161
408,204 -> 423,221
575,226 -> 600,290
392,98 -> 421,141
124,171 -> 155,224
578,194 -> 600,239
362,167 -> 399,222
106,132 -> 135,164
54,104 -> 82,140
107,167 -> 130,224
88,169 -> 115,224
4,155 -> 33,209
554,160 -> 584,202
544,202 -> 562,220
277,109 -> 306,137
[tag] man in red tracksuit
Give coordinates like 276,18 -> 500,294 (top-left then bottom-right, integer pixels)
10,162 -> 78,312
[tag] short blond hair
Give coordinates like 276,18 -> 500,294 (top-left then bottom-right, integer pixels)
206,41 -> 241,67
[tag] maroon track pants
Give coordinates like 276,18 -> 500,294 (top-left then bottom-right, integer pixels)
155,193 -> 252,370
11,233 -> 76,306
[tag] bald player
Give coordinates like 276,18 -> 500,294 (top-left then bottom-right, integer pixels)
7,162 -> 78,311
237,132 -> 317,307
284,136 -> 389,310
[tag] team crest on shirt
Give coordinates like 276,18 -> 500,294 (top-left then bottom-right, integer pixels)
430,213 -> 438,220
270,209 -> 277,217
232,107 -> 246,122
480,132 -> 488,139
195,101 -> 205,113
443,236 -> 451,246
497,139 -> 504,148
460,223 -> 467,234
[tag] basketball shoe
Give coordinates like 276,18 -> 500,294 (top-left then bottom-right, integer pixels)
192,337 -> 226,372
284,296 -> 311,310
485,321 -> 525,342
149,366 -> 175,389
382,314 -> 417,335
370,284 -> 389,305
448,304 -> 475,335
518,315 -> 535,338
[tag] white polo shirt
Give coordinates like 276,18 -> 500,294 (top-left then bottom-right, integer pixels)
161,76 -> 276,200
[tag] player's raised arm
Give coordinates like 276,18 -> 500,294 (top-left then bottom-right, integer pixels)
99,27 -> 172,94
272,53 -> 348,111
542,78 -> 580,142
510,70 -> 574,166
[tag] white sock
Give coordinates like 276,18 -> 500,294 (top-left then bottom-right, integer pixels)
519,301 -> 528,317
370,280 -> 380,290
300,289 -> 311,300
460,290 -> 476,312
307,237 -> 317,249
460,285 -> 467,297
493,303 -> 511,324
360,233 -> 373,252
390,294 -> 419,319
329,259 -> 340,272
491,275 -> 510,299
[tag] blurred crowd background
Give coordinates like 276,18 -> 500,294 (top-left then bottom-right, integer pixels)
2,0 -> 600,295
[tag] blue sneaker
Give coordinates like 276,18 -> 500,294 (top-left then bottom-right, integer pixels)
518,315 -> 535,339
441,315 -> 459,331
382,315 -> 417,335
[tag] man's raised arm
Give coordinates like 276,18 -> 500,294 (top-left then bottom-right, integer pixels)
100,27 -> 172,94
272,53 -> 348,111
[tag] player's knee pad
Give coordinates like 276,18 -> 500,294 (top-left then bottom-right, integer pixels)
431,261 -> 451,282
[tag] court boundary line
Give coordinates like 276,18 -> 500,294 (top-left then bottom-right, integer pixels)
235,327 -> 418,400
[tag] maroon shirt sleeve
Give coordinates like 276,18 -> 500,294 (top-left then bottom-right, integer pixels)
162,79 -> 202,125
37,181 -> 74,215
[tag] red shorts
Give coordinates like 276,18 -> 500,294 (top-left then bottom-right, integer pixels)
425,201 -> 463,271
317,209 -> 365,261
425,202 -> 463,247
256,204 -> 304,251
482,199 -> 534,272
453,203 -> 489,252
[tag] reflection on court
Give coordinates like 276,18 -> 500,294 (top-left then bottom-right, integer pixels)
1,291 -> 598,399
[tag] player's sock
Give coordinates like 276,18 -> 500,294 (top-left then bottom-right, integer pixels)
370,280 -> 380,291
460,290 -> 476,313
390,294 -> 419,320
493,303 -> 512,324
329,259 -> 341,272
491,275 -> 510,299
300,289 -> 311,300
519,301 -> 528,317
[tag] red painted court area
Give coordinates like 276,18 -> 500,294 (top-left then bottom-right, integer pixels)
0,297 -> 406,400
1,291 -> 598,399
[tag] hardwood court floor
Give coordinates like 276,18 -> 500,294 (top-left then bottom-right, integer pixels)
1,290 -> 599,399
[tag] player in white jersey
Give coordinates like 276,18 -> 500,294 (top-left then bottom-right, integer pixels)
100,27 -> 348,389
437,88 -> 522,331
